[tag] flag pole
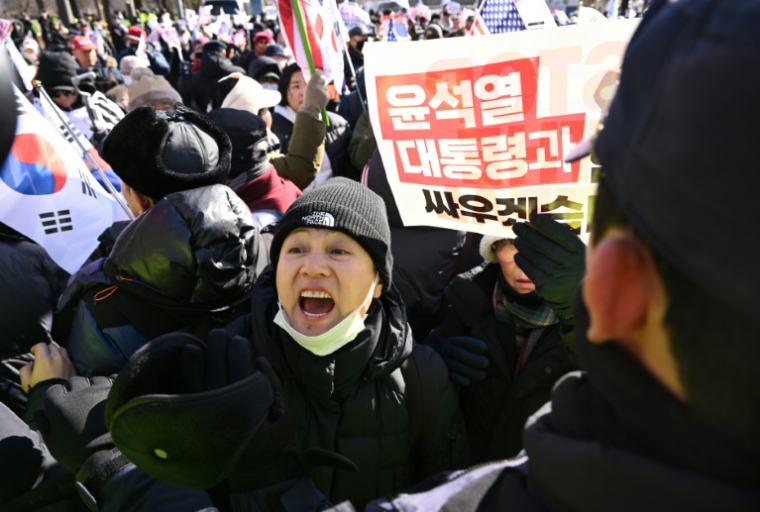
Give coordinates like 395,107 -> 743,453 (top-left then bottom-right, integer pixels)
290,0 -> 330,126
344,48 -> 366,113
470,0 -> 488,35
33,81 -> 135,221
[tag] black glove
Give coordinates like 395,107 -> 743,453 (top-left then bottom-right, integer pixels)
34,376 -> 115,474
439,337 -> 489,387
513,215 -> 586,321
107,330 -> 290,490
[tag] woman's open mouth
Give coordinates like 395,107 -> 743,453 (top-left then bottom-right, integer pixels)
299,290 -> 336,318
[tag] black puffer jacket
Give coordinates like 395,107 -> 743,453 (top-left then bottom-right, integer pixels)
425,263 -> 578,462
191,50 -> 246,112
272,110 -> 357,181
62,185 -> 268,376
225,268 -> 469,510
0,224 -> 69,358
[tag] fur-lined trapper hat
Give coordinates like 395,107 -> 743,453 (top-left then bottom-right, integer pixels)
101,104 -> 232,202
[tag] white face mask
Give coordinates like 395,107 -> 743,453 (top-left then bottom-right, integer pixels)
261,82 -> 278,91
273,274 -> 380,357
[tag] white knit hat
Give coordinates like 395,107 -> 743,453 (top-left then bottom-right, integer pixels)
119,55 -> 149,77
219,73 -> 281,113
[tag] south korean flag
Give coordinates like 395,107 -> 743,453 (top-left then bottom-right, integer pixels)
0,87 -> 122,273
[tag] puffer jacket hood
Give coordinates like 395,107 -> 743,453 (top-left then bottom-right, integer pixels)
103,184 -> 266,310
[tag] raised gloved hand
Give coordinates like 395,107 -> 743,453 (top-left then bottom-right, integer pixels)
106,330 -> 281,490
299,69 -> 329,119
34,376 -> 115,474
513,215 -> 586,321
439,336 -> 489,387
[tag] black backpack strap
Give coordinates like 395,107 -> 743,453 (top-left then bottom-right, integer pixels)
401,348 -> 440,450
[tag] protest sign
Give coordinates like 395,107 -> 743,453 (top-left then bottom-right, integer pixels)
364,20 -> 638,240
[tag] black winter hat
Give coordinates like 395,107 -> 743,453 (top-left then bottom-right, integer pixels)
202,40 -> 227,54
593,0 -> 760,323
35,51 -> 78,91
270,177 -> 393,289
101,103 -> 232,201
206,108 -> 269,181
249,56 -> 281,83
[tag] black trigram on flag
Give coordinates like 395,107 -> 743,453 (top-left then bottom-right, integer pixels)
14,92 -> 27,117
58,122 -> 76,145
78,169 -> 97,198
39,210 -> 73,235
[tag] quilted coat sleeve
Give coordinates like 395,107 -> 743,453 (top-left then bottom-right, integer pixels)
270,112 -> 326,190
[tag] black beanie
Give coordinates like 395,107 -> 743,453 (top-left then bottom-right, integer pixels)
270,177 -> 393,289
206,108 -> 269,181
35,51 -> 78,91
594,0 -> 760,323
101,103 -> 232,202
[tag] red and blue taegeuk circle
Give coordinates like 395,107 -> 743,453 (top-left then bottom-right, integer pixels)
0,133 -> 68,195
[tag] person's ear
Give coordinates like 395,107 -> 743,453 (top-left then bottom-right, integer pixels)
582,235 -> 650,343
373,283 -> 383,299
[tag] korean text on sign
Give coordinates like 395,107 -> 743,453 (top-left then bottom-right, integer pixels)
374,58 -> 585,189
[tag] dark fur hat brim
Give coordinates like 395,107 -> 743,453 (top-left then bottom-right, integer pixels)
101,103 -> 232,201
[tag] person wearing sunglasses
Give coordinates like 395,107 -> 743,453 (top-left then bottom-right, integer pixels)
35,52 -> 89,132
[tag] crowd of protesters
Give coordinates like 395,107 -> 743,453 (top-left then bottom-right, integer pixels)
1,0 -> 759,510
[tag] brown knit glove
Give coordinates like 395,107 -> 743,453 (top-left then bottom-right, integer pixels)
299,70 -> 329,120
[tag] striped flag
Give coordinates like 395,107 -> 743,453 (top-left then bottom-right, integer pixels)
232,28 -> 247,49
382,14 -> 409,40
278,0 -> 345,91
387,17 -> 397,41
470,0 -> 525,35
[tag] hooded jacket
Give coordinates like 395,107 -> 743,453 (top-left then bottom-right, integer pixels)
61,185 -> 268,376
424,263 -> 578,462
191,49 -> 246,112
224,267 -> 469,510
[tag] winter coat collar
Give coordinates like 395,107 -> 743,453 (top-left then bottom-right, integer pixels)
232,164 -> 302,214
249,267 -> 413,406
274,104 -> 297,124
522,294 -> 760,510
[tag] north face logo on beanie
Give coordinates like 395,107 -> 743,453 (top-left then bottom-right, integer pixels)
302,212 -> 335,228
